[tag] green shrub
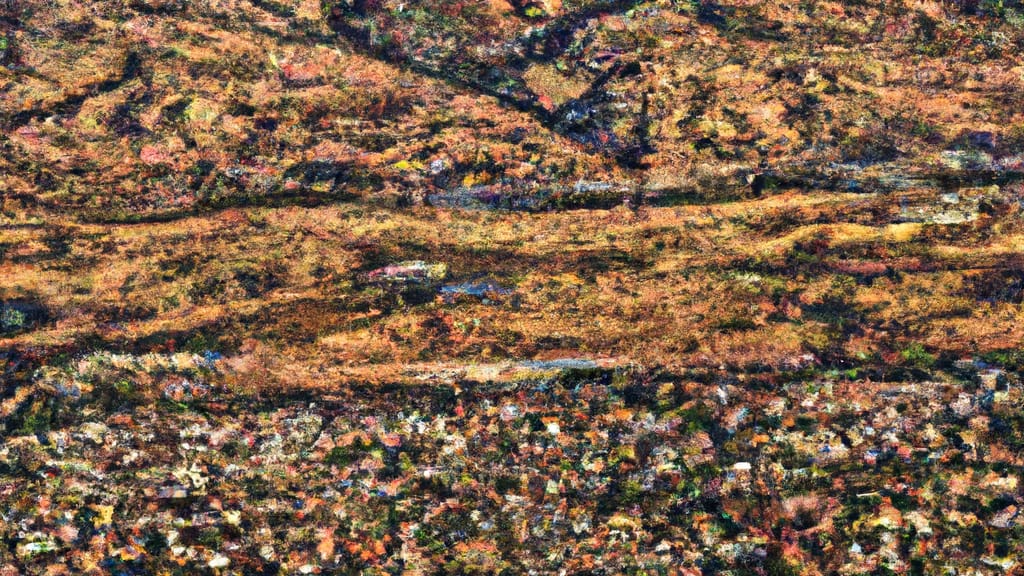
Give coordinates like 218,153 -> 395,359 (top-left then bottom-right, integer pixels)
901,343 -> 936,368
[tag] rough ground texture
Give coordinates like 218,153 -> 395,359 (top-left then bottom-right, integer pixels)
3,0 -> 1024,574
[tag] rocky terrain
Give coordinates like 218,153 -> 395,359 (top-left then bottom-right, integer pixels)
3,0 -> 1024,574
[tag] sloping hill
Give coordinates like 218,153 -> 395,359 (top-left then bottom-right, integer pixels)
3,1 -> 1024,574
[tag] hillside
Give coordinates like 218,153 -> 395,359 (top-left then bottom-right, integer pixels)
2,0 -> 1024,574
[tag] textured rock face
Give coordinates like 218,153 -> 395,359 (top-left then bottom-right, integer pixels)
4,0 -> 1024,574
